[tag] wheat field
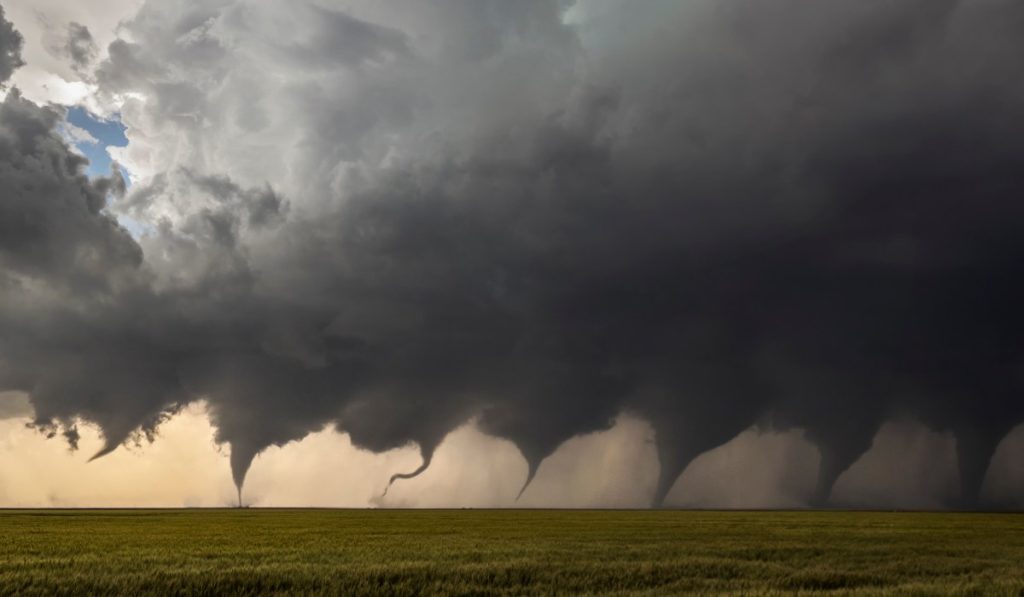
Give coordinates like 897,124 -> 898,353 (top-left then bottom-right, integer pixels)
0,509 -> 1021,595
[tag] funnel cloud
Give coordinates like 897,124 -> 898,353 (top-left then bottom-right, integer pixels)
0,0 -> 1022,508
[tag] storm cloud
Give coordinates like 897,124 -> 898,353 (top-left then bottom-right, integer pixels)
0,4 -> 21,83
1,0 -> 1023,508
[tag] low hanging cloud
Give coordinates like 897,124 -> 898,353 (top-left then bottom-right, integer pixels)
0,0 -> 1023,509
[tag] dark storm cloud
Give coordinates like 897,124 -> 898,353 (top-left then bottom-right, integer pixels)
0,4 -> 22,83
1,0 -> 1023,508
0,91 -> 138,288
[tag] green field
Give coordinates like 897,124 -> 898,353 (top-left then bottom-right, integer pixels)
0,509 -> 1021,595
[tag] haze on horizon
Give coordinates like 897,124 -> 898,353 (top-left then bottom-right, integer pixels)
1,0 -> 1023,509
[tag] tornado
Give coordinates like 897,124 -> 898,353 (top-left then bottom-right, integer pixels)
515,460 -> 540,502
806,426 -> 881,508
636,363 -> 766,508
230,440 -> 259,508
647,413 -> 757,509
382,445 -> 434,497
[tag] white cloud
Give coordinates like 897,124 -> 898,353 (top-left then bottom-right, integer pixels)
4,0 -> 140,106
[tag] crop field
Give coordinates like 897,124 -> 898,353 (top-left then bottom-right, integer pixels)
0,509 -> 1021,595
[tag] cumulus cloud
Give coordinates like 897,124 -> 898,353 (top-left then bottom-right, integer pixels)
62,22 -> 98,73
0,0 -> 1022,509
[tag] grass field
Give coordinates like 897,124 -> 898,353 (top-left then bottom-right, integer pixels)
0,509 -> 1021,595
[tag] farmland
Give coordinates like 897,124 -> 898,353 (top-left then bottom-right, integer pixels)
0,509 -> 1021,595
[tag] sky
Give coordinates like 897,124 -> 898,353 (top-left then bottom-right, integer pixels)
0,0 -> 1022,509
63,106 -> 128,178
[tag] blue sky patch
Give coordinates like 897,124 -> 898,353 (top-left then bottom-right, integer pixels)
65,106 -> 129,179
63,107 -> 146,236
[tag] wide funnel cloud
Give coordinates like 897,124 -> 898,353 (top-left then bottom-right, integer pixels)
1,0 -> 1022,508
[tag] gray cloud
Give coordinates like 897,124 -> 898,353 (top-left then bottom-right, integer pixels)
40,19 -> 98,74
63,22 -> 97,72
0,3 -> 22,83
0,92 -> 136,288
0,0 -> 1022,509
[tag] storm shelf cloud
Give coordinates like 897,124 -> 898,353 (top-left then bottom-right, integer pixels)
0,0 -> 1022,509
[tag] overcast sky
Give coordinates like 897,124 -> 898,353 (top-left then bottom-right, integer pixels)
0,0 -> 1022,509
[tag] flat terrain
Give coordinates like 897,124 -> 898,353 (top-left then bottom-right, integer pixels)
0,509 -> 1021,595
